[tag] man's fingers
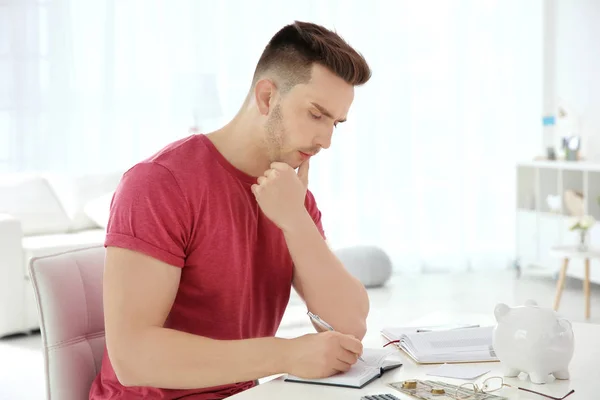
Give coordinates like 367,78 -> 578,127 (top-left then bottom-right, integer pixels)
332,359 -> 352,374
339,335 -> 363,356
251,184 -> 260,195
297,158 -> 310,187
257,176 -> 267,185
337,348 -> 359,365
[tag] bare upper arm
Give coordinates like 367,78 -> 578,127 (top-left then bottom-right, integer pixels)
103,246 -> 181,360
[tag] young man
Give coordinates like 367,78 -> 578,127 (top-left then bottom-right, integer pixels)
89,20 -> 372,399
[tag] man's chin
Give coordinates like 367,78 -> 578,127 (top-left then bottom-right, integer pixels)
273,150 -> 313,169
272,156 -> 301,169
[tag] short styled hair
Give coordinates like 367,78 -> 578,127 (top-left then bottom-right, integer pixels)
252,21 -> 371,92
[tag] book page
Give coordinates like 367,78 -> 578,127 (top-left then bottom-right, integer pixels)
408,326 -> 493,354
329,363 -> 378,384
404,326 -> 497,362
360,348 -> 397,367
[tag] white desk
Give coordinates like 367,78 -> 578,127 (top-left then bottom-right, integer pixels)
230,316 -> 600,400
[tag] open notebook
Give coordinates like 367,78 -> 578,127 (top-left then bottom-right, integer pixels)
284,348 -> 402,389
381,326 -> 498,364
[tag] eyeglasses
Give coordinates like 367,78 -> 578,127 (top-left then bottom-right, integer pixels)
453,376 -> 575,400
453,376 -> 506,399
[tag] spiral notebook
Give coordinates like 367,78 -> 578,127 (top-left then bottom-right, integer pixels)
284,348 -> 402,389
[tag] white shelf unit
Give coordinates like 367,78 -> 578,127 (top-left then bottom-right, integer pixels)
516,161 -> 600,284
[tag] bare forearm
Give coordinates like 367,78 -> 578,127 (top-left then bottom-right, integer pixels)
110,327 -> 289,389
284,211 -> 369,339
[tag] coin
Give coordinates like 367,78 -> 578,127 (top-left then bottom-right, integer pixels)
402,380 -> 417,389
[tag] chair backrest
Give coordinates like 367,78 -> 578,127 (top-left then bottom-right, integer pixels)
29,246 -> 106,400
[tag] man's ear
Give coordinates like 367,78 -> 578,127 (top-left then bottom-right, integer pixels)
254,79 -> 277,116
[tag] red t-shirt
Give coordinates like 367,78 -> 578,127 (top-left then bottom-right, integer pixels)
89,134 -> 325,400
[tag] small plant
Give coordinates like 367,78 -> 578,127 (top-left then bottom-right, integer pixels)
570,215 -> 595,251
569,215 -> 595,231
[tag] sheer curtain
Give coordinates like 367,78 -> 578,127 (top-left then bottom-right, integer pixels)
1,0 -> 543,272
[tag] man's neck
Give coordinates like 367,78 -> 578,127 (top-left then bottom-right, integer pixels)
205,112 -> 271,178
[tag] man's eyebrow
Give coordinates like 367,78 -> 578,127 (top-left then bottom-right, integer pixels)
310,102 -> 347,123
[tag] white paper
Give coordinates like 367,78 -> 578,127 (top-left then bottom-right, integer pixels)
393,326 -> 497,363
409,327 -> 494,355
426,363 -> 491,380
360,348 -> 397,367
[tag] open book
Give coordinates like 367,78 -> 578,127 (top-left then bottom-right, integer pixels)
284,348 -> 402,389
381,326 -> 498,364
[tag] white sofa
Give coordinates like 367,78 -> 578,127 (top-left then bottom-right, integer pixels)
0,171 -> 122,338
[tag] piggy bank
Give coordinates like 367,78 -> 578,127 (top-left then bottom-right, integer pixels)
492,300 -> 574,384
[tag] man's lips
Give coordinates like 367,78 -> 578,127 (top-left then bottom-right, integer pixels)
299,151 -> 313,158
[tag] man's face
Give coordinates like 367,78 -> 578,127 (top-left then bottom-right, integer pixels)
262,64 -> 355,168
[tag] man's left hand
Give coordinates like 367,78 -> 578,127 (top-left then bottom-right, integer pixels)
251,160 -> 310,232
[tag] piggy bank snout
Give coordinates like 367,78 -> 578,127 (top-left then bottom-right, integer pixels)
558,318 -> 573,332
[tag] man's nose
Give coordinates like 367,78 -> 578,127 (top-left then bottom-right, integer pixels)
315,128 -> 333,150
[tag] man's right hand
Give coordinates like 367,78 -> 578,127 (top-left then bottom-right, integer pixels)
285,331 -> 364,379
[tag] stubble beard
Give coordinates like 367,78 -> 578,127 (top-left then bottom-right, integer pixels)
264,104 -> 286,163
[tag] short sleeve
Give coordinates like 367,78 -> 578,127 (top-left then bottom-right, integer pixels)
304,190 -> 326,240
105,162 -> 191,267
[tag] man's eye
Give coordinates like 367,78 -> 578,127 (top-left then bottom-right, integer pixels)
310,112 -> 322,120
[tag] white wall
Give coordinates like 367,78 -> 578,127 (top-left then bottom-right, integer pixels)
550,0 -> 600,161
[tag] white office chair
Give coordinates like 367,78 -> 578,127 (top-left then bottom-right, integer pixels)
29,246 -> 106,400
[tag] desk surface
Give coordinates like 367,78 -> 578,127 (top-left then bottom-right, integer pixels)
230,316 -> 600,400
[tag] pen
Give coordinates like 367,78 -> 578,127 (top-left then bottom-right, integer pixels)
307,311 -> 365,362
